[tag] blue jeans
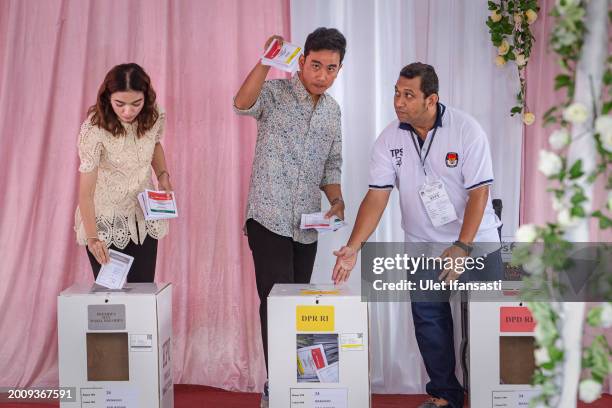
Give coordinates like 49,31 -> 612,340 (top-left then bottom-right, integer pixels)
410,249 -> 503,408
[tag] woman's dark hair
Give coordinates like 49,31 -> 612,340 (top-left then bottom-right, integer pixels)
304,27 -> 347,63
88,63 -> 158,137
399,63 -> 439,98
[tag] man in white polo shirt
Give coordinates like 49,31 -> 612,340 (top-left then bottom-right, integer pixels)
332,63 -> 502,408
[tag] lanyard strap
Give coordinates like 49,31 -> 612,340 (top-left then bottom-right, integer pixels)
410,126 -> 438,176
408,104 -> 445,176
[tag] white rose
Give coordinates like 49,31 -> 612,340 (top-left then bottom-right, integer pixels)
495,55 -> 507,67
558,208 -> 580,228
556,29 -> 578,46
579,379 -> 602,404
601,302 -> 612,328
498,39 -> 510,56
526,9 -> 538,24
515,53 -> 528,67
595,116 -> 612,152
515,224 -> 538,242
523,112 -> 535,125
491,10 -> 502,22
549,129 -> 571,149
607,191 -> 612,211
538,150 -> 563,177
563,102 -> 588,124
534,347 -> 550,365
524,256 -> 545,275
552,196 -> 566,211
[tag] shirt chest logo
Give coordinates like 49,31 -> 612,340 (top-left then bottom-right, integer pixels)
390,148 -> 403,167
445,152 -> 458,168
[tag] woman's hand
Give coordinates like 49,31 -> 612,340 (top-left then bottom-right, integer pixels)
157,171 -> 173,192
87,238 -> 109,265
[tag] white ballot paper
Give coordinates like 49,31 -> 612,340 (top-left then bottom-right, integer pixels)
300,212 -> 347,233
316,361 -> 339,383
138,189 -> 178,220
261,39 -> 303,73
95,250 -> 134,290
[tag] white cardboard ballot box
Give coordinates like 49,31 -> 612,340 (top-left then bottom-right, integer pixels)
469,283 -> 540,408
268,284 -> 370,408
58,283 -> 173,408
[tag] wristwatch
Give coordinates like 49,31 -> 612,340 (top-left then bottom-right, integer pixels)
452,240 -> 474,255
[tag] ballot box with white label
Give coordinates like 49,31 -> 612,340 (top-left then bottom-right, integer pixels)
268,284 -> 370,408
469,283 -> 540,408
58,283 -> 173,408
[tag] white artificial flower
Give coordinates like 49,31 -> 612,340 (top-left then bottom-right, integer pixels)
534,347 -> 550,365
523,112 -> 535,125
549,129 -> 571,149
515,53 -> 528,67
558,208 -> 580,228
515,224 -> 538,242
498,39 -> 510,56
595,116 -> 612,152
556,0 -> 580,14
538,150 -> 563,177
579,379 -> 602,404
552,196 -> 566,211
526,9 -> 538,24
524,256 -> 545,275
491,10 -> 502,22
563,102 -> 588,124
556,28 -> 578,46
495,55 -> 507,67
601,302 -> 612,328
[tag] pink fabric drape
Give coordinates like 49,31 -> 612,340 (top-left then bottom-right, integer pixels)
0,0 -> 289,391
522,0 -> 611,242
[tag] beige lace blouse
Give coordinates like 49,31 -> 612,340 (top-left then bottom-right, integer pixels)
74,108 -> 169,249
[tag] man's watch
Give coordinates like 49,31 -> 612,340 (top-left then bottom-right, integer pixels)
452,240 -> 474,255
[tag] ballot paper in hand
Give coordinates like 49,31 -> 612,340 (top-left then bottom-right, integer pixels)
138,189 -> 178,220
261,39 -> 302,73
300,211 -> 347,233
95,250 -> 134,290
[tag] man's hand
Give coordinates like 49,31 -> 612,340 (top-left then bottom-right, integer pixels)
325,200 -> 345,220
332,246 -> 357,284
264,35 -> 284,51
437,244 -> 468,283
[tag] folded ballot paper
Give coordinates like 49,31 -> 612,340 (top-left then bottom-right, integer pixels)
95,250 -> 134,290
261,39 -> 302,73
296,334 -> 340,383
300,211 -> 346,233
138,189 -> 178,220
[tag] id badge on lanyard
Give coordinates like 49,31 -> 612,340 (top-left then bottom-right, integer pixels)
411,124 -> 458,228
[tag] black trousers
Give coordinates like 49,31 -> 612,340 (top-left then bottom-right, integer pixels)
246,219 -> 317,373
87,236 -> 158,283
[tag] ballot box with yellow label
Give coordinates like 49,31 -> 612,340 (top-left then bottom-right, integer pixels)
268,284 -> 370,408
57,283 -> 173,408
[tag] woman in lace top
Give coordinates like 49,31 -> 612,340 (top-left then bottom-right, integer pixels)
75,63 -> 172,282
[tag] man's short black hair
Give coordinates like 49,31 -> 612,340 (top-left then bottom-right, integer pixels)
399,63 -> 439,97
304,27 -> 347,63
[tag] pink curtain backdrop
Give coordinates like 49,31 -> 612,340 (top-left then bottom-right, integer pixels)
0,0 -> 289,391
522,0 -> 611,242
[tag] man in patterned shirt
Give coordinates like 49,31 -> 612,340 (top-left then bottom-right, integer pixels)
233,27 -> 346,407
